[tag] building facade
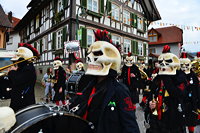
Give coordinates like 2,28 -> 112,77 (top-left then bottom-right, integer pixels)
6,13 -> 21,51
15,0 -> 160,80
0,5 -> 12,49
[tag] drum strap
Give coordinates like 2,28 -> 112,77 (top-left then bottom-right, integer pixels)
83,87 -> 96,120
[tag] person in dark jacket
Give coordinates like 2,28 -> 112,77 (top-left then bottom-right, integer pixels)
70,29 -> 140,133
7,43 -> 39,112
180,52 -> 199,133
147,45 -> 187,133
120,52 -> 141,104
52,57 -> 66,106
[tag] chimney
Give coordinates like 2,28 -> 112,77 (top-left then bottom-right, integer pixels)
8,11 -> 12,23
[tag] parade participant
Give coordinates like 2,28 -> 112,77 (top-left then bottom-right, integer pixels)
147,45 -> 187,133
180,52 -> 199,133
42,67 -> 53,103
120,52 -> 141,104
52,57 -> 66,106
70,29 -> 140,133
6,43 -> 39,112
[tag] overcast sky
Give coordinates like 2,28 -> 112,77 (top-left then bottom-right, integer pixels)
0,0 -> 200,52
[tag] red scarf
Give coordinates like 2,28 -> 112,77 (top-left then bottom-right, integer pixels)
83,87 -> 96,120
157,80 -> 164,120
128,67 -> 131,85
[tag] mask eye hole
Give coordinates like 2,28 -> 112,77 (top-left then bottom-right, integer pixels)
186,64 -> 189,67
158,60 -> 163,64
93,51 -> 103,56
165,59 -> 173,63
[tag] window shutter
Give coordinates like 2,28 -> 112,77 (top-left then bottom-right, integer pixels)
131,40 -> 136,55
62,27 -> 67,48
39,40 -> 42,54
134,14 -> 138,28
63,0 -> 68,9
34,42 -> 37,48
108,34 -> 112,39
136,41 -> 139,55
143,43 -> 147,56
80,27 -> 87,48
143,18 -> 147,32
81,0 -> 87,8
52,32 -> 56,50
100,0 -> 104,15
107,0 -> 112,16
130,13 -> 134,27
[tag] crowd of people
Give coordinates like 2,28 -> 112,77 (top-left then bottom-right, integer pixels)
1,29 -> 200,133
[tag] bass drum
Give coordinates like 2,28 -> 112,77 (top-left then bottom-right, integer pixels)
8,104 -> 94,133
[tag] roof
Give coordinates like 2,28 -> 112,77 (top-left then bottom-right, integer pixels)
8,16 -> 20,32
0,5 -> 12,28
140,0 -> 161,21
148,26 -> 183,45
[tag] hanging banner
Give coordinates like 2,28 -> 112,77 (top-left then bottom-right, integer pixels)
64,40 -> 80,54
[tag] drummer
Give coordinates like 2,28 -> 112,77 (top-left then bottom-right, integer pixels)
70,29 -> 140,133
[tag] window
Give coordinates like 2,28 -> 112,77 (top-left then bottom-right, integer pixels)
137,17 -> 143,30
112,4 -> 119,20
46,6 -> 50,19
124,39 -> 131,54
44,36 -> 48,50
138,41 -> 143,56
57,0 -> 63,12
123,10 -> 130,25
35,14 -> 40,29
149,48 -> 156,53
149,32 -> 158,42
88,0 -> 98,13
87,29 -> 95,47
57,30 -> 62,49
7,37 -> 13,45
112,35 -> 120,45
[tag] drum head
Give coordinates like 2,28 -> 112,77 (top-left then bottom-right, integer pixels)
9,104 -> 94,133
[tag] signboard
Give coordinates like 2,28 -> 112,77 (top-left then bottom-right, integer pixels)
64,40 -> 81,59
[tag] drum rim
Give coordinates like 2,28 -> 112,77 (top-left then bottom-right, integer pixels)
11,112 -> 93,133
10,112 -> 53,133
16,104 -> 45,116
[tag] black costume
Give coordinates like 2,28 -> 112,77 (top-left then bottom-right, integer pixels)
184,71 -> 199,127
146,70 -> 187,133
71,70 -> 140,133
121,64 -> 141,104
53,66 -> 66,102
8,60 -> 36,112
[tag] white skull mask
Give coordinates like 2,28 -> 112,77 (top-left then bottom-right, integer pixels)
124,56 -> 134,67
76,62 -> 84,71
180,58 -> 191,74
11,47 -> 33,61
85,41 -> 121,76
158,53 -> 180,75
53,60 -> 62,70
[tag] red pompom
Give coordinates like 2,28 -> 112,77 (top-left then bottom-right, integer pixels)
180,52 -> 187,58
162,45 -> 171,53
54,56 -> 63,61
197,52 -> 200,58
128,52 -> 132,57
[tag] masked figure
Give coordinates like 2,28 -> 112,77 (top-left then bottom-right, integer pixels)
147,45 -> 187,133
53,57 -> 66,106
70,29 -> 140,133
5,43 -> 39,112
120,52 -> 141,104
